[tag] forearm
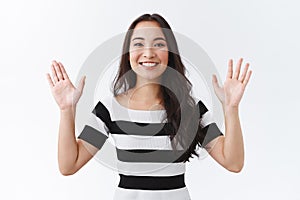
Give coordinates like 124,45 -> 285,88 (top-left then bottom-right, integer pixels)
58,108 -> 78,174
223,105 -> 244,170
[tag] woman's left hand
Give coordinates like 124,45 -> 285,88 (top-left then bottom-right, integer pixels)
212,58 -> 252,107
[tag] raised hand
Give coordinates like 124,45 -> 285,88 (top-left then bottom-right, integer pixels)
212,58 -> 252,107
46,60 -> 86,111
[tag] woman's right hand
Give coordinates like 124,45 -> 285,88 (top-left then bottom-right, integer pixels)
46,60 -> 86,111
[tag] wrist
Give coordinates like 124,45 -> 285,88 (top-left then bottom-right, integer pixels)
60,106 -> 76,114
222,104 -> 239,113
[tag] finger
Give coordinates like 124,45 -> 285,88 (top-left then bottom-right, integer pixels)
51,63 -> 59,84
58,62 -> 69,80
243,70 -> 252,87
239,63 -> 250,82
227,59 -> 233,79
53,60 -> 64,81
46,73 -> 54,87
233,58 -> 243,79
212,74 -> 220,90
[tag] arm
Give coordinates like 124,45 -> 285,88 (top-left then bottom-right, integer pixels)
206,58 -> 252,173
205,107 -> 244,172
47,60 -> 98,176
58,109 -> 99,175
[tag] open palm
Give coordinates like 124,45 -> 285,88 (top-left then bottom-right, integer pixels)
46,61 -> 86,111
212,58 -> 252,107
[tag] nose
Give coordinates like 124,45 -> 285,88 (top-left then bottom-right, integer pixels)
142,47 -> 155,58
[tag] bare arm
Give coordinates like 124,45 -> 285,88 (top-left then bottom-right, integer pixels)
58,109 -> 99,175
47,60 -> 98,175
205,107 -> 244,172
206,58 -> 252,173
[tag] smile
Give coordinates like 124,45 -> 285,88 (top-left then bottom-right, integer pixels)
139,62 -> 159,67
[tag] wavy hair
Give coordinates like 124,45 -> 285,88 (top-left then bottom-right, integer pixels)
112,13 -> 206,162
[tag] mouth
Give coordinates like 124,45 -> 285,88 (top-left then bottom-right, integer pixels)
139,62 -> 159,67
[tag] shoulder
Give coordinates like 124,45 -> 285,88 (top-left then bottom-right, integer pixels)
94,94 -> 130,122
92,95 -> 113,123
192,97 -> 210,118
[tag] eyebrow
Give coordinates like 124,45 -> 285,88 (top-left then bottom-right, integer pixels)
131,37 -> 166,41
154,37 -> 166,41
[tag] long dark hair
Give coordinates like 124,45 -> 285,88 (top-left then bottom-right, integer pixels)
112,14 -> 206,162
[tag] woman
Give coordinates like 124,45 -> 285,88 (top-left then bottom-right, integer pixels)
46,13 -> 252,200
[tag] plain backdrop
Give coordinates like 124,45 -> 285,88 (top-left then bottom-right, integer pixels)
0,0 -> 299,199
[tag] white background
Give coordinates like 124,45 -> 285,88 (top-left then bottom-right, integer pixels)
1,0 -> 299,199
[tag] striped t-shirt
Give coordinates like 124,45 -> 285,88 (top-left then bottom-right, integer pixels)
78,95 -> 223,200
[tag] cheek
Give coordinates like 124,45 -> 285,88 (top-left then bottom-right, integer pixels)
129,51 -> 139,65
159,51 -> 169,65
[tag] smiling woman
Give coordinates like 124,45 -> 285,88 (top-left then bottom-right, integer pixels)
46,13 -> 252,200
129,21 -> 169,82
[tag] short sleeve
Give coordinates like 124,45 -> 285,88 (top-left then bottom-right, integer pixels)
77,101 -> 111,149
197,100 -> 223,147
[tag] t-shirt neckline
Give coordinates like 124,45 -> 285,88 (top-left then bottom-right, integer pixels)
112,96 -> 166,113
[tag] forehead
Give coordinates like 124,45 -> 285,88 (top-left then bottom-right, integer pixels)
131,21 -> 165,39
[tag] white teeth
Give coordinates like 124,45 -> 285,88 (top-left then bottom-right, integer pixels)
141,62 -> 158,67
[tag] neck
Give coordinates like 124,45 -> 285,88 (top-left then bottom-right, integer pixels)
130,78 -> 163,102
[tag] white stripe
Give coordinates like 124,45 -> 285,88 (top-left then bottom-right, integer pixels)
113,187 -> 191,200
116,160 -> 186,176
85,112 -> 109,137
111,134 -> 183,150
101,95 -> 167,123
110,107 -> 167,123
200,110 -> 214,127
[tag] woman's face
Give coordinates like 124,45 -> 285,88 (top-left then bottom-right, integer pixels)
129,21 -> 169,82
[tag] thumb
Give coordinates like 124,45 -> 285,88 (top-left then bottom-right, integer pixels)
77,76 -> 86,93
212,74 -> 220,90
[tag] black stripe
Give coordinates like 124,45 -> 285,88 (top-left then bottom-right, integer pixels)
202,122 -> 223,147
77,125 -> 108,149
116,148 -> 185,163
197,100 -> 208,118
118,174 -> 185,190
92,101 -> 113,129
110,121 -> 174,136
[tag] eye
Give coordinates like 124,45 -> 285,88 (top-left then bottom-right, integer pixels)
133,43 -> 144,47
154,43 -> 166,48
